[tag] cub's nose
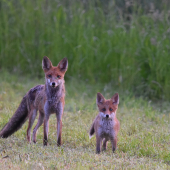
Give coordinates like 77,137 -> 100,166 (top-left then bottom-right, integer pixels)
52,82 -> 55,87
106,114 -> 109,118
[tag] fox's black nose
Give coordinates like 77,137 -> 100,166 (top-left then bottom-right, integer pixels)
106,114 -> 109,118
52,82 -> 55,87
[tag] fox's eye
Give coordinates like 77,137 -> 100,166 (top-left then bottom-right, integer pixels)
48,74 -> 52,78
109,108 -> 113,111
57,75 -> 61,78
102,108 -> 106,111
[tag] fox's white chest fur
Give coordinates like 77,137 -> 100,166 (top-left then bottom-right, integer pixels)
98,118 -> 115,139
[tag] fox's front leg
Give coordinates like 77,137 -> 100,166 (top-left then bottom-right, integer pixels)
56,102 -> 63,146
57,119 -> 62,146
43,114 -> 49,146
43,102 -> 50,146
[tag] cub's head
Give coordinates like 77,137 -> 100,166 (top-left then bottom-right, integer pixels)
42,56 -> 68,88
96,92 -> 119,119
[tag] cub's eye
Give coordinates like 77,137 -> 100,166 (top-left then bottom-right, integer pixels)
109,108 -> 113,111
48,74 -> 52,78
102,108 -> 106,111
57,75 -> 61,78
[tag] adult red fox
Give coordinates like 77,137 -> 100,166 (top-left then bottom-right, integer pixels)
89,93 -> 120,154
0,56 -> 68,146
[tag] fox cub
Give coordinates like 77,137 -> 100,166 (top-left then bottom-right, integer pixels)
0,56 -> 68,146
89,92 -> 120,154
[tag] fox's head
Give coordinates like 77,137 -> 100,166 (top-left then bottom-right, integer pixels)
96,92 -> 119,119
42,56 -> 68,88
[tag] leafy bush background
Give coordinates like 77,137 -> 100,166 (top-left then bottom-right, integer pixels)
1,0 -> 170,100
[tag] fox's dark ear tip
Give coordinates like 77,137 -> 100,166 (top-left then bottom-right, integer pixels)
43,56 -> 48,60
63,57 -> 68,62
97,92 -> 101,96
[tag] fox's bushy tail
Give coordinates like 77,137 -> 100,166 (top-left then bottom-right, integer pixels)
89,121 -> 95,139
0,96 -> 28,138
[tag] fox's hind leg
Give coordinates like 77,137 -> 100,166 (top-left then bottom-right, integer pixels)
102,138 -> 108,151
27,108 -> 37,143
32,111 -> 44,143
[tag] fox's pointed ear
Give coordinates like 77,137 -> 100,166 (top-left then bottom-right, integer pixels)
111,93 -> 119,105
58,58 -> 68,73
42,56 -> 53,72
96,93 -> 105,105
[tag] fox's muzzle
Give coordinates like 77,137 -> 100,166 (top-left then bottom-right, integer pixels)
52,82 -> 55,87
106,114 -> 109,118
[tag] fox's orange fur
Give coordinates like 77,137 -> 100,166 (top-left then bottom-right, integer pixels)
0,56 -> 68,146
89,93 -> 120,154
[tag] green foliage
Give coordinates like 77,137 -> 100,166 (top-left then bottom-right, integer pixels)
0,0 -> 170,100
0,74 -> 170,169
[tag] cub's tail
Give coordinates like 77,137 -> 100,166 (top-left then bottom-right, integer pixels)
0,95 -> 28,138
89,121 -> 95,139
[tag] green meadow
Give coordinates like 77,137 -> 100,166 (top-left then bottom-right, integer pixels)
0,73 -> 170,169
0,0 -> 170,169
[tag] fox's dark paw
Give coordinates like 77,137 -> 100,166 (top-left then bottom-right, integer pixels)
112,147 -> 116,152
96,149 -> 101,154
43,140 -> 48,146
57,143 -> 61,147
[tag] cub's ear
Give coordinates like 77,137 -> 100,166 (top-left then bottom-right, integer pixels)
58,58 -> 68,73
111,93 -> 119,105
42,56 -> 53,72
96,92 -> 105,105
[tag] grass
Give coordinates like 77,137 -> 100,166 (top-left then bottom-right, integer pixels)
1,0 -> 170,100
0,72 -> 169,169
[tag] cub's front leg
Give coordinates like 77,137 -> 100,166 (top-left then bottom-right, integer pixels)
96,134 -> 102,154
111,137 -> 117,152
